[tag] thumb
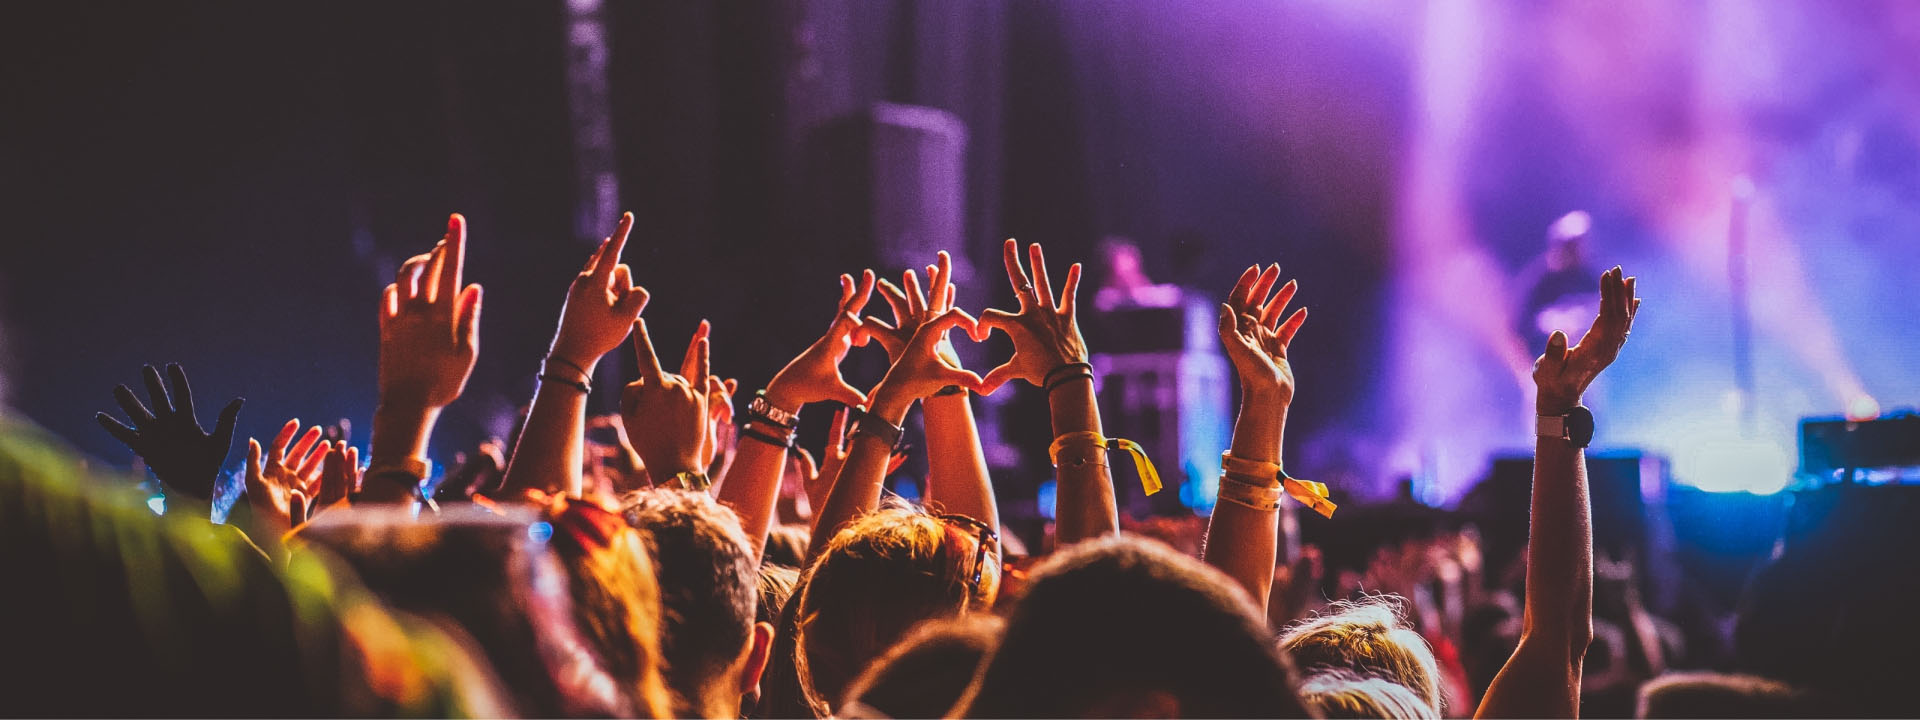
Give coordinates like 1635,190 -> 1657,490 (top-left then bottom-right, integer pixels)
1546,329 -> 1569,363
832,379 -> 869,409
245,438 -> 266,489
213,398 -> 244,444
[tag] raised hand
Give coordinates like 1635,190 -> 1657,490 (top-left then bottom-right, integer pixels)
1534,266 -> 1638,413
244,419 -> 331,530
1218,264 -> 1309,404
378,213 -> 482,411
620,319 -> 713,484
313,441 -> 359,512
763,270 -> 878,411
869,307 -> 984,411
976,239 -> 1088,395
547,212 -> 651,372
863,251 -> 961,361
95,363 -> 243,508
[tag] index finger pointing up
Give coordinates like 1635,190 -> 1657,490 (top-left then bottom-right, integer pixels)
599,212 -> 634,280
633,318 -> 666,380
437,213 -> 467,306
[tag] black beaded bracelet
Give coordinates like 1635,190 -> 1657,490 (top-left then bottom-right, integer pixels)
539,373 -> 590,395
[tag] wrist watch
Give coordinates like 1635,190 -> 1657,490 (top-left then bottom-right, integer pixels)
1536,406 -> 1595,449
748,389 -> 799,429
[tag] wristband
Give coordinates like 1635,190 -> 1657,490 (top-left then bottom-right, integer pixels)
747,390 -> 800,429
1042,361 -> 1095,387
664,470 -> 712,492
538,373 -> 590,395
933,384 -> 968,397
851,412 -> 905,450
740,424 -> 795,451
1044,369 -> 1095,394
1219,451 -> 1337,518
1216,473 -> 1284,511
1049,431 -> 1163,496
544,355 -> 591,378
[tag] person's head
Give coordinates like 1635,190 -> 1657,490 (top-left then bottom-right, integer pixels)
795,504 -> 1000,716
1297,671 -> 1437,719
958,535 -> 1308,718
841,615 -> 1005,719
763,523 -> 811,568
1636,672 -> 1813,718
1279,595 -> 1444,714
620,488 -> 771,719
542,495 -> 674,718
757,563 -> 800,628
1547,210 -> 1591,269
295,506 -> 630,717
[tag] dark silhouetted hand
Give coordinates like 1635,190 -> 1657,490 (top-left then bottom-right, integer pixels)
96,363 -> 243,512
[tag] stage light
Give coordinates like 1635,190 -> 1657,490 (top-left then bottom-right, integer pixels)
147,495 -> 166,516
1673,437 -> 1793,495
1846,394 -> 1881,422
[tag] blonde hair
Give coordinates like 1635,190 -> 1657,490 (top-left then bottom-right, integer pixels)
1298,671 -> 1437,719
1279,596 -> 1443,713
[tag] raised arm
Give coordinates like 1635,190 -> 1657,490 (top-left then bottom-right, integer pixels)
95,362 -> 244,519
1476,266 -> 1638,719
494,213 -> 650,500
1201,264 -> 1310,614
716,270 -> 875,560
809,304 -> 983,563
863,252 -> 998,530
364,214 -> 482,504
977,240 -> 1112,545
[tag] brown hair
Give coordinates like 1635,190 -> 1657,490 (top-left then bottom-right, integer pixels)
794,505 -> 989,716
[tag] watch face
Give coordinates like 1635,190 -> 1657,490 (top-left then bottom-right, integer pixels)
1566,406 -> 1596,448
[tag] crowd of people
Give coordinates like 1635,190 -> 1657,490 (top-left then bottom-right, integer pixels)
0,211 -> 1879,718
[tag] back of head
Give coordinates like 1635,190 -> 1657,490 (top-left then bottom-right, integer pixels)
1279,595 -> 1443,714
758,563 -> 801,628
764,523 -> 811,568
959,535 -> 1309,718
796,505 -> 982,715
620,489 -> 759,713
1636,672 -> 1814,719
544,495 -> 674,718
1297,671 -> 1436,720
842,615 -> 1004,719
297,505 -> 626,716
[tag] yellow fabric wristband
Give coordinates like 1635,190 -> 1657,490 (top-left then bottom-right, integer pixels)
1050,431 -> 1164,496
1219,451 -> 1337,518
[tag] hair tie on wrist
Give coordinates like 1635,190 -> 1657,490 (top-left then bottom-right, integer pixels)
1043,361 -> 1095,387
1220,451 -> 1337,518
1050,431 -> 1163,496
538,373 -> 590,395
1044,369 -> 1095,394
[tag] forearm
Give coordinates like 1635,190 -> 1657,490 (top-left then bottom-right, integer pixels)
1202,388 -> 1287,613
499,383 -> 590,498
808,386 -> 912,563
715,417 -> 791,561
1475,435 -> 1592,719
1048,376 -> 1118,545
1520,437 -> 1594,652
922,392 -> 998,528
364,398 -> 439,503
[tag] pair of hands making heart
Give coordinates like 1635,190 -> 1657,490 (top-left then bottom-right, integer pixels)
761,239 -> 1091,426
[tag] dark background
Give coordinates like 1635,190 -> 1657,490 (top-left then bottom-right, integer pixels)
1,2 -> 1395,485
